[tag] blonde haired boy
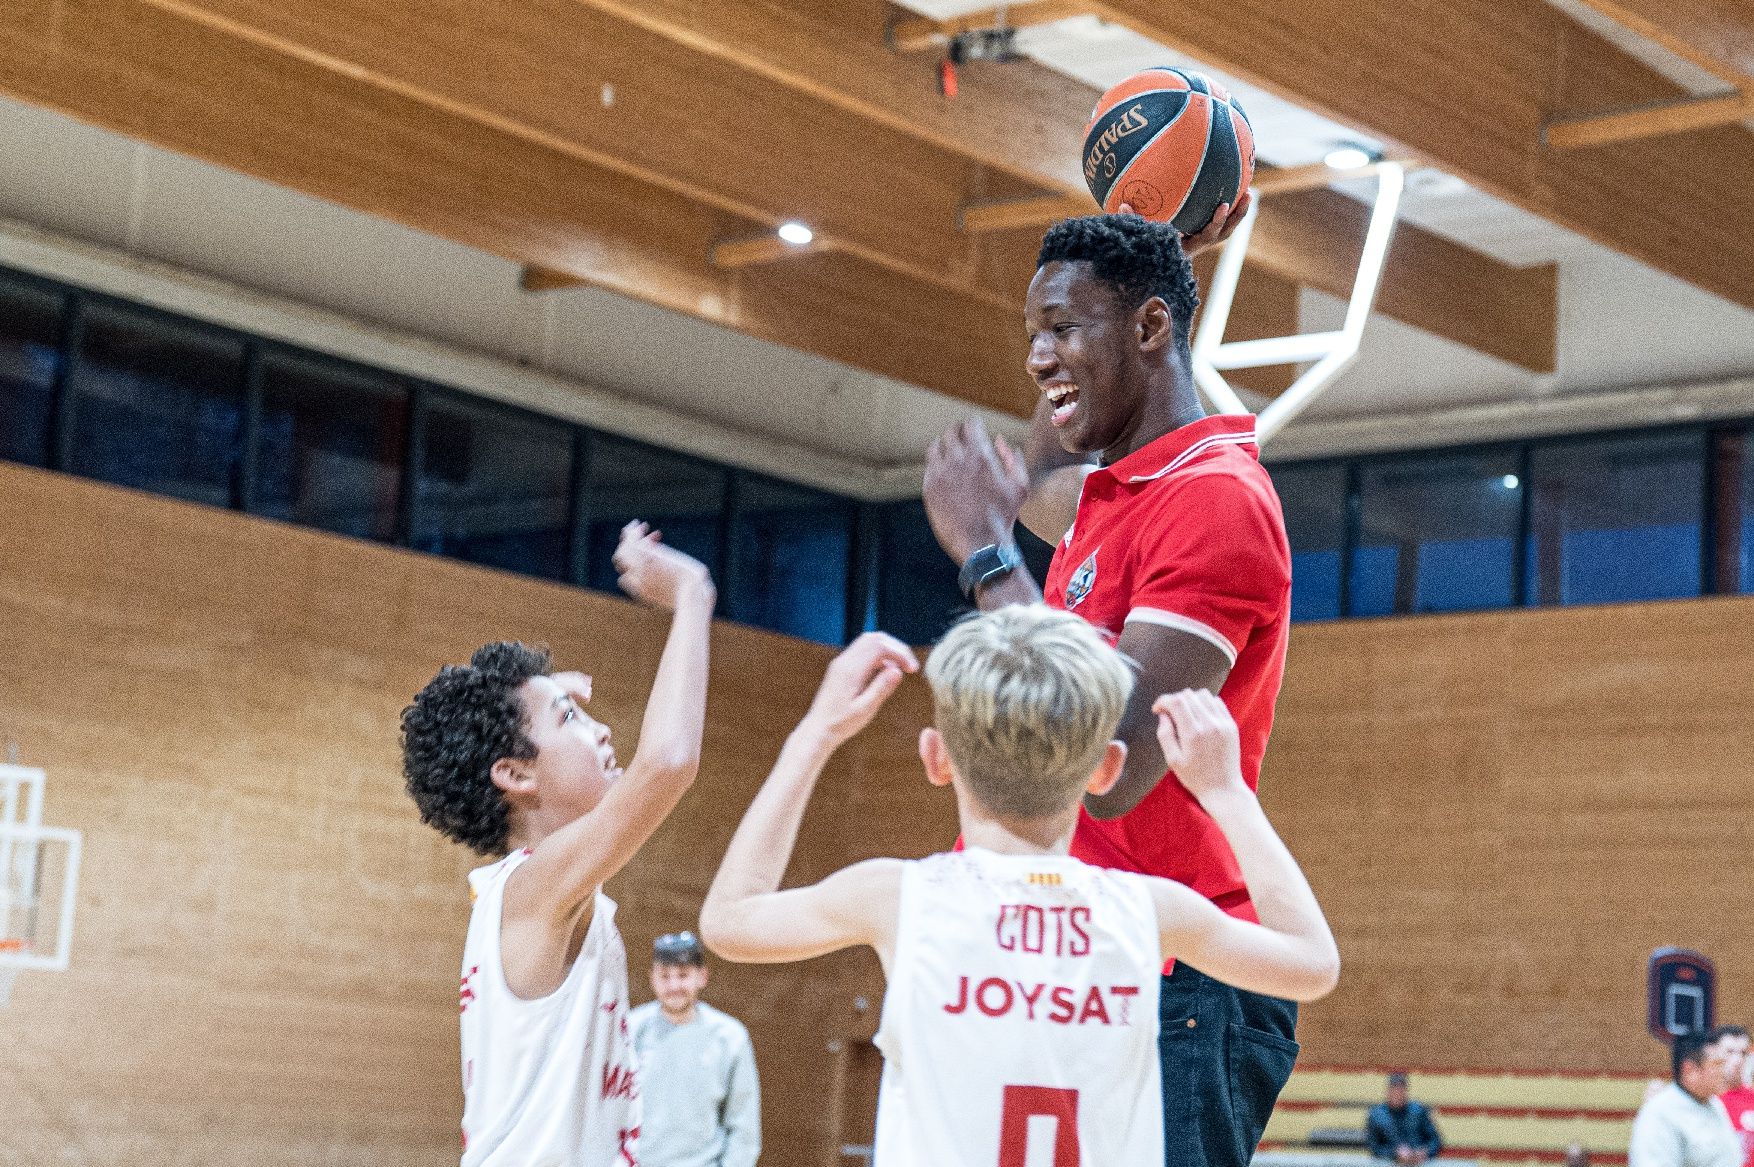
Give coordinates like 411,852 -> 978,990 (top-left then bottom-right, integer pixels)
701,605 -> 1338,1166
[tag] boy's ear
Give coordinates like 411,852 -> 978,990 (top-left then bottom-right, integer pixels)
490,757 -> 537,798
1085,740 -> 1128,797
919,727 -> 956,788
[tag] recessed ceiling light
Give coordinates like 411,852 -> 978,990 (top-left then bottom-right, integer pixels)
778,221 -> 814,246
1324,145 -> 1373,171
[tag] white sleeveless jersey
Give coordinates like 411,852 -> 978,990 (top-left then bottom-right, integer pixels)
873,848 -> 1164,1167
458,850 -> 641,1167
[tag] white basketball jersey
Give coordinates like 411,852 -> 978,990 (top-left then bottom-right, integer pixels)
873,848 -> 1164,1167
458,850 -> 641,1167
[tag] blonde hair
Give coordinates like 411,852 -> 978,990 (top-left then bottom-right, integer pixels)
924,605 -> 1133,819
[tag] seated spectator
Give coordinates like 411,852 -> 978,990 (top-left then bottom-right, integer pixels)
629,931 -> 760,1167
1367,1072 -> 1444,1164
1630,1029 -> 1741,1167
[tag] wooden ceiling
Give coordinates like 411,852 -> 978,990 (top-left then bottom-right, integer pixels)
0,0 -> 1747,420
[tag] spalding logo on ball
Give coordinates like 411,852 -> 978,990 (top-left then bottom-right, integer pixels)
1082,66 -> 1255,234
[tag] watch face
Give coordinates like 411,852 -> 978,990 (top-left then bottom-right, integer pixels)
960,544 -> 1020,601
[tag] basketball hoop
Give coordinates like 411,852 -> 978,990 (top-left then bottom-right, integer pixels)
0,763 -> 84,1007
0,937 -> 28,1006
1191,161 -> 1406,443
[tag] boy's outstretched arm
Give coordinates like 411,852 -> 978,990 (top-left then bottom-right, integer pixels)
513,523 -> 715,923
701,633 -> 919,965
1146,689 -> 1340,1002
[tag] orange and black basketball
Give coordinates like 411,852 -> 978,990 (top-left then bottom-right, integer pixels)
1081,66 -> 1255,234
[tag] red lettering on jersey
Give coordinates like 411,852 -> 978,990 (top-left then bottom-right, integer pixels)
1020,905 -> 1045,953
617,1126 -> 640,1165
602,1063 -> 639,1101
999,1085 -> 1080,1167
975,977 -> 1014,1017
995,903 -> 1095,957
1068,907 -> 1091,956
459,965 -> 479,1014
943,976 -> 1136,1025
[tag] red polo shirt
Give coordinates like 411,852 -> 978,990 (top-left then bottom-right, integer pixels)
1044,414 -> 1291,920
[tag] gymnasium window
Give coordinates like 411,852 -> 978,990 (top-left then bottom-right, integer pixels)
1709,427 -> 1754,595
62,302 -> 248,508
411,393 -> 576,582
1271,460 -> 1348,622
13,259 -> 1754,647
1349,450 -> 1522,616
875,500 -> 966,647
577,435 -> 729,602
726,472 -> 856,644
0,272 -> 61,467
252,350 -> 409,543
1525,430 -> 1706,606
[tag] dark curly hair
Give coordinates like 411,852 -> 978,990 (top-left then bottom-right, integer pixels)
401,641 -> 553,855
1037,214 -> 1200,346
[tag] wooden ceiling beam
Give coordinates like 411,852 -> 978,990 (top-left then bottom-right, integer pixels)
546,1 -> 1555,369
1251,189 -> 1558,374
1082,0 -> 1754,311
1563,0 -> 1754,88
958,159 -> 1423,233
1191,257 -> 1300,398
136,0 -> 1553,373
709,233 -> 836,269
139,0 -> 1020,310
570,0 -> 1095,194
0,0 -> 1031,417
886,1 -> 1094,54
1545,91 -> 1754,149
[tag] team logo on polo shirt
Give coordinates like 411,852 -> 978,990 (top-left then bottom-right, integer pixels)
1065,551 -> 1098,609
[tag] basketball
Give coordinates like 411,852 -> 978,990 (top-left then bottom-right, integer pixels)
1081,66 -> 1256,234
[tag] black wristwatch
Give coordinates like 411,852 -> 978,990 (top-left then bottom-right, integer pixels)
958,542 -> 1024,603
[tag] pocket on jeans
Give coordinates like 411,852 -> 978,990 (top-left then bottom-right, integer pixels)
1226,1022 -> 1301,1164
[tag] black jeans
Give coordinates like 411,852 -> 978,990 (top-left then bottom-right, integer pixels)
1159,962 -> 1301,1167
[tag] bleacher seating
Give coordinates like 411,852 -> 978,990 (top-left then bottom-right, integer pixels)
1257,1066 -> 1646,1167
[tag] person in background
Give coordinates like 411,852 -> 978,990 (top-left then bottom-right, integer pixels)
629,932 -> 760,1167
1367,1072 -> 1444,1165
1713,1026 -> 1754,1167
1630,1029 -> 1742,1167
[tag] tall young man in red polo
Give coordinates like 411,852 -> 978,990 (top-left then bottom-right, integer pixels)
922,212 -> 1298,1167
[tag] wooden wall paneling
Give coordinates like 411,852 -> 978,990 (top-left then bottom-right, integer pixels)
0,0 -> 1032,416
11,463 -> 1754,1160
0,462 -> 959,1166
1267,601 -> 1754,1075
